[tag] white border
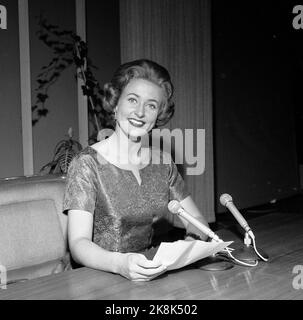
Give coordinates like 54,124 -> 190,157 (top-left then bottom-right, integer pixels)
18,0 -> 33,175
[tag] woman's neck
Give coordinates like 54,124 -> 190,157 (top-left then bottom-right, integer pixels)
107,128 -> 143,166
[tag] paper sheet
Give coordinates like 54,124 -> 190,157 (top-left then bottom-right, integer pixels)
153,240 -> 233,271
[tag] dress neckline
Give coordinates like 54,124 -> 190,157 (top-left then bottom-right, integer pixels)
87,146 -> 151,186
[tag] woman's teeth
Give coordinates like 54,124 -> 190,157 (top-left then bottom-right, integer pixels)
128,118 -> 145,127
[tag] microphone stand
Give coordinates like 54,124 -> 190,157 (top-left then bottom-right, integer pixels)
231,231 -> 269,263
195,253 -> 234,271
219,194 -> 269,264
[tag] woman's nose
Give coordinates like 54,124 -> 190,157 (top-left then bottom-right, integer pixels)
135,103 -> 145,118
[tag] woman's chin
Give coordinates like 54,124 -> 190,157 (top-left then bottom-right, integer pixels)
128,132 -> 145,142
128,128 -> 150,140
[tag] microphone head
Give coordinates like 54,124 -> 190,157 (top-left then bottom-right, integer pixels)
220,193 -> 233,207
168,200 -> 181,214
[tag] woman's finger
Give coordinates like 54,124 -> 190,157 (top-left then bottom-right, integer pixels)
134,264 -> 167,278
135,255 -> 164,269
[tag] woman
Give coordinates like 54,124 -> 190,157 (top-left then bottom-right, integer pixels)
63,59 -> 210,281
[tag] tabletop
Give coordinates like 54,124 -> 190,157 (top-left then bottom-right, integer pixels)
0,211 -> 302,300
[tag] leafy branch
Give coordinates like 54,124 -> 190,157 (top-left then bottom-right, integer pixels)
32,16 -> 112,143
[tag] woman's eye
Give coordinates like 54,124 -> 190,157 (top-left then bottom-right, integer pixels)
128,98 -> 137,104
148,104 -> 157,110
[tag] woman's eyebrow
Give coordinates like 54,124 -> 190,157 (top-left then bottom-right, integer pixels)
127,93 -> 139,97
126,93 -> 159,104
147,99 -> 159,104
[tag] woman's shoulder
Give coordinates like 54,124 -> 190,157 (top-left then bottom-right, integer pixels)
70,146 -> 99,168
73,146 -> 96,159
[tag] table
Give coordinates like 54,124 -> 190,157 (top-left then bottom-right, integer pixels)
0,212 -> 302,300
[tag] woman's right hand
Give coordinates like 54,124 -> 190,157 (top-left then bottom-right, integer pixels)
117,253 -> 167,281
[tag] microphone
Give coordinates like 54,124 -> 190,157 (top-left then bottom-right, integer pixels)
168,200 -> 235,271
168,200 -> 222,243
219,194 -> 255,239
219,193 -> 269,262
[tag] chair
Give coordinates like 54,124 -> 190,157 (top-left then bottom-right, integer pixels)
0,174 -> 70,284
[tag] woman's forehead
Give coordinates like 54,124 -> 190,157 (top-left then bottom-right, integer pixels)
123,78 -> 165,101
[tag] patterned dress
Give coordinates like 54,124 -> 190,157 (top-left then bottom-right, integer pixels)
63,146 -> 189,253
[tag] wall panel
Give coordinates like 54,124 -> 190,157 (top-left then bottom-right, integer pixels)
29,0 -> 78,173
86,0 -> 121,141
0,0 -> 23,178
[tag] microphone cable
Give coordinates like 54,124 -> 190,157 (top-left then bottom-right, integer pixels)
244,230 -> 269,262
217,233 -> 267,266
251,237 -> 269,262
222,247 -> 259,267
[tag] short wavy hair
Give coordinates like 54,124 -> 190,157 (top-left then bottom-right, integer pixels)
102,59 -> 174,128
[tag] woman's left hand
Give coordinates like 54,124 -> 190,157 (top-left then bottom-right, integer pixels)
117,252 -> 167,281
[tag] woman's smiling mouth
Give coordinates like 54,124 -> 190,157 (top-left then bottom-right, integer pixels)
128,118 -> 146,127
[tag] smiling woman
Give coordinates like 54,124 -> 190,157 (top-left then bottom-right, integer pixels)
115,79 -> 163,140
63,59 -> 211,282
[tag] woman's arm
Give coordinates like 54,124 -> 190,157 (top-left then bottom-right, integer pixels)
68,210 -> 167,281
176,195 -> 210,241
68,209 -> 121,273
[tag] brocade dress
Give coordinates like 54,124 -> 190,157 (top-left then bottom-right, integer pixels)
63,146 -> 189,253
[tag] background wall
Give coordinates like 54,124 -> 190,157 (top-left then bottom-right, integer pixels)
29,0 -> 78,173
213,0 -> 300,212
0,0 -> 23,178
0,0 -> 121,179
86,0 -> 120,92
86,0 -> 120,139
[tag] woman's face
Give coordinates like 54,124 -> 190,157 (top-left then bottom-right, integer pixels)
115,78 -> 164,139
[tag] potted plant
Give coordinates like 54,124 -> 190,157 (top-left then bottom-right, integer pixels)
40,128 -> 82,174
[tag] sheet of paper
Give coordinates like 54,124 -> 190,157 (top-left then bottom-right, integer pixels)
153,240 -> 233,271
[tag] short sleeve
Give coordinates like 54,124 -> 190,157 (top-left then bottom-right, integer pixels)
63,154 -> 97,214
168,156 -> 190,202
